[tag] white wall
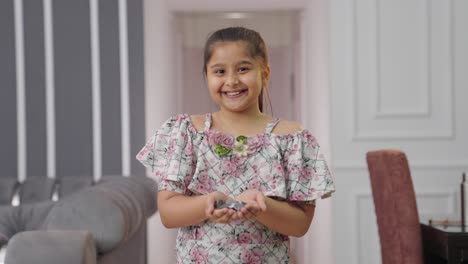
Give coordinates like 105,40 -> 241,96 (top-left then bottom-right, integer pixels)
330,0 -> 468,263
143,1 -> 179,263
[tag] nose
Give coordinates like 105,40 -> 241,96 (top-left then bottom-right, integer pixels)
226,73 -> 239,87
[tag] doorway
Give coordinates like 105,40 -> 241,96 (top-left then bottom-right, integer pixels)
144,1 -> 334,263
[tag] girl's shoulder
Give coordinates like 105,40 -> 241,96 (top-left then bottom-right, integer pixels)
188,114 -> 205,132
157,114 -> 200,135
272,119 -> 304,136
175,113 -> 307,137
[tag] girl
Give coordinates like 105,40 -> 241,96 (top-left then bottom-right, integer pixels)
137,27 -> 335,263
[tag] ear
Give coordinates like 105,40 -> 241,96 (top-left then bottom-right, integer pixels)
262,64 -> 271,88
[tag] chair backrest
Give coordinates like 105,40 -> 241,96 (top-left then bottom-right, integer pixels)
366,150 -> 423,264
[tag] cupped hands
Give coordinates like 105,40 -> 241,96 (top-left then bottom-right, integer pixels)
205,189 -> 267,224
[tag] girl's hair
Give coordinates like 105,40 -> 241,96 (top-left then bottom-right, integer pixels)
203,27 -> 272,113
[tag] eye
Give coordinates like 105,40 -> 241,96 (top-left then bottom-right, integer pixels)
238,67 -> 250,73
214,69 -> 225,75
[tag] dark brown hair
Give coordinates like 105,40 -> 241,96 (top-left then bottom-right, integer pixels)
203,27 -> 271,113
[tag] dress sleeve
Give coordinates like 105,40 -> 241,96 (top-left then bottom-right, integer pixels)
282,130 -> 335,203
136,115 -> 195,193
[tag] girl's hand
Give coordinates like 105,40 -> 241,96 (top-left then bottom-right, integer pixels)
205,191 -> 236,224
234,189 -> 267,221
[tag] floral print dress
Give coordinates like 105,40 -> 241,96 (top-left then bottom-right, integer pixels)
136,113 -> 335,264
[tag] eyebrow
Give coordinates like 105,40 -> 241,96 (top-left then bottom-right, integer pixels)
209,60 -> 254,69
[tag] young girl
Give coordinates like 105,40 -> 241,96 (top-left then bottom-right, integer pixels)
137,27 -> 335,263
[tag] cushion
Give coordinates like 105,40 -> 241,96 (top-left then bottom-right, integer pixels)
0,206 -> 16,248
0,178 -> 18,205
43,188 -> 125,253
0,201 -> 55,248
5,230 -> 96,264
58,176 -> 94,198
19,177 -> 56,204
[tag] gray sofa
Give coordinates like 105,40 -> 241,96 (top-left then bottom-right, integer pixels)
0,175 -> 157,264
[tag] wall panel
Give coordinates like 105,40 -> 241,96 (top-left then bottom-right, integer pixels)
99,0 -> 122,176
24,0 -> 47,176
0,0 -> 18,179
54,0 -> 93,177
127,0 -> 145,176
1,0 -> 145,181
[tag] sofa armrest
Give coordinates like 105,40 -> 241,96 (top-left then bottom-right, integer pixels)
42,176 -> 157,254
5,230 -> 96,264
42,186 -> 125,253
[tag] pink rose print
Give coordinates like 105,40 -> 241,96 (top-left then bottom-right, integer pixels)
248,179 -> 259,189
247,136 -> 268,153
221,158 -> 244,178
240,247 -> 265,264
184,142 -> 193,156
194,228 -> 207,240
209,131 -> 235,148
272,161 -> 284,176
195,172 -> 216,193
136,142 -> 153,160
166,139 -> 177,157
250,230 -> 265,244
198,172 -> 209,183
292,191 -> 305,201
251,248 -> 265,258
303,131 -> 319,147
222,160 -> 237,174
189,246 -> 208,264
308,188 -> 316,197
247,178 -> 266,192
298,167 -> 312,182
231,155 -> 247,165
240,251 -> 260,264
238,232 -> 251,243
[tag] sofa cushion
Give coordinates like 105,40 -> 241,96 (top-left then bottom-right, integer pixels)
0,201 -> 55,248
58,176 -> 94,198
19,176 -> 56,204
19,201 -> 56,231
5,230 -> 96,264
0,206 -> 16,248
42,187 -> 125,253
0,178 -> 18,205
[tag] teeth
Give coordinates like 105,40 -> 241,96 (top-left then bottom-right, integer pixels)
225,91 -> 241,96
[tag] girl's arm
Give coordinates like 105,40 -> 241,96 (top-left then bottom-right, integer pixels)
236,190 -> 315,237
255,197 -> 315,237
158,190 -> 237,228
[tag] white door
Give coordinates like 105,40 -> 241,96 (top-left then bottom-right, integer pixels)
330,0 -> 468,263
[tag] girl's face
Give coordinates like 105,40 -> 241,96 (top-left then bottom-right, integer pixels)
205,41 -> 269,114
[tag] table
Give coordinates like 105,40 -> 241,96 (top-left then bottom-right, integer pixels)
421,223 -> 468,263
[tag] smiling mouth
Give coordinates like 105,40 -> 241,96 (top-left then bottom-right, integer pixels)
221,89 -> 247,97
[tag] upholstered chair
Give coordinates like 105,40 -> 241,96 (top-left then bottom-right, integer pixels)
366,150 -> 424,264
